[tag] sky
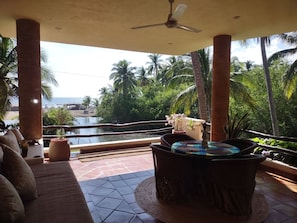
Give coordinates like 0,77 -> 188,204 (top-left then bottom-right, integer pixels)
40,37 -> 290,98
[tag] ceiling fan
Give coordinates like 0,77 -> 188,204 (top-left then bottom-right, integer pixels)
131,0 -> 200,33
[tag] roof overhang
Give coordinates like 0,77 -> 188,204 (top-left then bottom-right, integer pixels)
1,0 -> 297,55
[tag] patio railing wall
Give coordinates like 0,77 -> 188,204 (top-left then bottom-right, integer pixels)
42,120 -> 296,160
43,120 -> 171,140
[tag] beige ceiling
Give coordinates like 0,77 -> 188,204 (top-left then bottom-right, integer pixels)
1,0 -> 297,55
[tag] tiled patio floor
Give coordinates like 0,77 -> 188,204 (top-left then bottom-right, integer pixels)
68,152 -> 297,223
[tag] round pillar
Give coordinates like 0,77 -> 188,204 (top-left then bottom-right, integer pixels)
16,19 -> 42,140
211,35 -> 231,141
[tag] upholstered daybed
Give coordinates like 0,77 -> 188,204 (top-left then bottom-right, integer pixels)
0,129 -> 93,223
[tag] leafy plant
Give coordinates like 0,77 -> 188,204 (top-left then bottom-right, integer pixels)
224,113 -> 250,139
253,137 -> 297,167
43,107 -> 75,143
56,127 -> 65,139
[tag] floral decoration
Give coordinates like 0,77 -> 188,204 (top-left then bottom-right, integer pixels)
165,113 -> 186,131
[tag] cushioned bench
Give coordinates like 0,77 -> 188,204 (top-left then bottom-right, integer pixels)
0,129 -> 93,223
24,161 -> 93,223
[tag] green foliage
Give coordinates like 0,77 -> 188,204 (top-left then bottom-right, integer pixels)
96,53 -> 297,138
43,107 -> 75,125
230,60 -> 297,136
82,96 -> 92,108
253,137 -> 297,150
43,107 -> 75,137
96,81 -> 178,123
253,137 -> 297,167
224,113 -> 250,139
0,35 -> 57,118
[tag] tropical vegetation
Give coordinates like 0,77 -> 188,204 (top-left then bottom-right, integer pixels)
42,107 -> 75,145
94,32 -> 297,140
2,32 -> 297,140
0,35 -> 57,119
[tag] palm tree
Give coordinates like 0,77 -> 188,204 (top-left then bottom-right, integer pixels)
40,48 -> 58,100
92,98 -> 99,107
190,50 -> 209,121
82,96 -> 92,109
269,32 -> 297,99
260,37 -> 279,136
110,59 -> 137,102
163,55 -> 192,86
241,37 -> 279,136
162,55 -> 197,115
98,85 -> 113,101
166,50 -> 211,119
0,35 -> 57,119
168,49 -> 255,121
0,36 -> 17,119
136,66 -> 152,86
146,54 -> 163,80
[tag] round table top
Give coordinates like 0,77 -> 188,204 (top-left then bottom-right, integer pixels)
171,140 -> 240,157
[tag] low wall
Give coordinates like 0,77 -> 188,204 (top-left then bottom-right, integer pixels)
181,117 -> 205,140
44,137 -> 161,155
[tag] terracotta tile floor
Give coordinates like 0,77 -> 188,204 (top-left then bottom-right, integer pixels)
68,152 -> 297,223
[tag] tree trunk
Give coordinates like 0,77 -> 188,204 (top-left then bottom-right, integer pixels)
260,37 -> 279,136
190,51 -> 209,121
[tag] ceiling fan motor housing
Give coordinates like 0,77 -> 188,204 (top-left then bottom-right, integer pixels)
166,19 -> 177,28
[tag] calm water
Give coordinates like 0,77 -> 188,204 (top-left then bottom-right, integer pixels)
68,117 -> 155,145
7,97 -> 155,145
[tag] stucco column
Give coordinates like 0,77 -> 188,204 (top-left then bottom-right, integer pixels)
16,19 -> 42,140
211,35 -> 231,141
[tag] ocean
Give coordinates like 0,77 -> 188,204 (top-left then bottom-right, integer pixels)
42,97 -> 84,108
11,97 -> 84,108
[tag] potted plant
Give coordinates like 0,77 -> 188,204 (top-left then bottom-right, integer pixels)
224,113 -> 250,139
48,108 -> 73,161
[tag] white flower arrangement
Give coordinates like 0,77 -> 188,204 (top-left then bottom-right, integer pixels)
165,113 -> 186,131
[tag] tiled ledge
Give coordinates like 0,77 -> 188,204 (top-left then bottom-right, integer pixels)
44,137 -> 160,157
67,137 -> 160,153
260,158 -> 297,182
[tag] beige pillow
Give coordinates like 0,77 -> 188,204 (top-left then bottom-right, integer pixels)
0,174 -> 25,223
0,144 -> 3,163
11,128 -> 25,143
0,130 -> 21,154
2,144 -> 38,202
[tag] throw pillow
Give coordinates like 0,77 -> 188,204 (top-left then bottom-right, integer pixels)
11,128 -> 25,143
2,144 -> 38,203
0,130 -> 21,154
0,174 -> 25,223
0,144 -> 3,163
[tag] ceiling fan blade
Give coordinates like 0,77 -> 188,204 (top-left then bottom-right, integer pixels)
171,4 -> 187,21
176,24 -> 201,33
131,23 -> 165,30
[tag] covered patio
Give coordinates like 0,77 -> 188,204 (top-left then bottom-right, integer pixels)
1,1 -> 297,222
1,0 -> 297,142
68,149 -> 297,223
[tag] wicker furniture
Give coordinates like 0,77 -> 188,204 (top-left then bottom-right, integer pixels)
149,143 -> 266,216
160,133 -> 195,147
150,144 -> 209,203
207,154 -> 266,216
220,138 -> 258,155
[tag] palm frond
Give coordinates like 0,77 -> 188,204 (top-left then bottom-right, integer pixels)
268,48 -> 297,65
283,60 -> 297,99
